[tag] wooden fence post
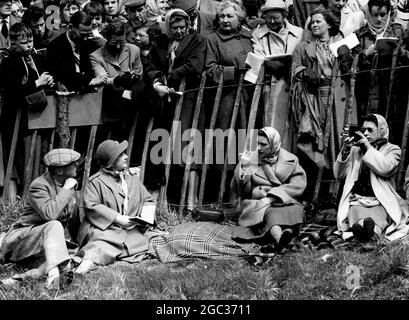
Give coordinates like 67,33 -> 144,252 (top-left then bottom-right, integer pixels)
126,108 -> 140,165
198,74 -> 224,205
22,130 -> 38,199
218,73 -> 244,203
139,117 -> 154,184
179,72 -> 206,216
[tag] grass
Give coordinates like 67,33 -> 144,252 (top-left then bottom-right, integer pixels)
1,199 -> 409,300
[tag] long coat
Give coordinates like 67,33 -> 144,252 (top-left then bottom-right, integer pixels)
76,169 -> 155,265
205,28 -> 253,131
291,36 -> 357,167
334,143 -> 409,241
230,148 -> 307,227
252,22 -> 303,152
353,23 -> 409,144
0,172 -> 78,262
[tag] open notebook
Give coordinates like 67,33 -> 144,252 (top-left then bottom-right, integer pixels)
129,204 -> 156,225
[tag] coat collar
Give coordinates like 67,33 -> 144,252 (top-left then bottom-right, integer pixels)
102,44 -> 130,68
95,169 -> 126,198
356,22 -> 402,39
215,28 -> 252,41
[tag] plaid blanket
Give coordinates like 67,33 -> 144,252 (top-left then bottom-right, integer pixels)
149,221 -> 276,263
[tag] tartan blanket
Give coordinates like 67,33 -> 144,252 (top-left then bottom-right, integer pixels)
149,221 -> 274,263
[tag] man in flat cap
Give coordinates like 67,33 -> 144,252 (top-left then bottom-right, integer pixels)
74,139 -> 157,274
0,148 -> 80,289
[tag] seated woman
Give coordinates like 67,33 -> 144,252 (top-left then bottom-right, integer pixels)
334,114 -> 409,242
230,127 -> 307,251
73,140 -> 156,274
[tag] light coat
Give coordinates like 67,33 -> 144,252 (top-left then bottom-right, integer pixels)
231,148 -> 307,227
334,143 -> 409,241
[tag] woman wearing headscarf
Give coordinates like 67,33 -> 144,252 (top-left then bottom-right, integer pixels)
230,127 -> 307,250
334,114 -> 409,242
352,0 -> 409,144
145,8 -> 206,208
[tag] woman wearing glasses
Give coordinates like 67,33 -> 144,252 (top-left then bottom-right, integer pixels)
335,114 -> 409,242
251,0 -> 303,152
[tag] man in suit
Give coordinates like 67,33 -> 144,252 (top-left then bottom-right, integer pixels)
0,148 -> 80,289
0,0 -> 19,55
90,18 -> 144,141
46,10 -> 107,93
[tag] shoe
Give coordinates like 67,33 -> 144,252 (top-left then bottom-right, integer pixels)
351,223 -> 364,241
363,218 -> 375,241
74,259 -> 96,274
276,229 -> 293,252
46,273 -> 60,290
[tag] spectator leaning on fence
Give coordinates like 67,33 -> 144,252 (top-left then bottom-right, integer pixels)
353,0 -> 409,143
73,140 -> 158,274
46,11 -> 107,92
230,127 -> 307,252
0,148 -> 81,289
145,8 -> 206,207
22,5 -> 59,50
89,18 -> 144,141
0,23 -> 54,192
334,114 -> 409,242
252,0 -> 303,152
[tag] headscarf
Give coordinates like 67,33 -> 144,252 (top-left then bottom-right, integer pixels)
164,8 -> 190,39
259,127 -> 281,165
371,113 -> 389,139
146,0 -> 162,16
362,4 -> 391,37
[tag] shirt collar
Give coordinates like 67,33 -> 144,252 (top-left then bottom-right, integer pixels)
66,31 -> 77,53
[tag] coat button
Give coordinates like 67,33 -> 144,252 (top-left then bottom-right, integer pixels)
242,51 -> 246,54
341,83 -> 344,87
341,97 -> 346,102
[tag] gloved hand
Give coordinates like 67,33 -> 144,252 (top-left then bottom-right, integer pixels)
264,60 -> 288,79
303,69 -> 320,93
113,72 -> 134,89
337,45 -> 352,63
154,83 -> 170,97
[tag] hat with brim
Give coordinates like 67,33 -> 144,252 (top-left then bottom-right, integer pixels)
95,140 -> 128,168
260,0 -> 288,13
44,148 -> 81,167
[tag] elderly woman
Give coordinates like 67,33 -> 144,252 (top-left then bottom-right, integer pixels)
146,8 -> 206,208
334,114 -> 409,242
206,1 -> 252,132
291,8 -> 356,170
252,0 -> 303,152
353,0 -> 409,143
231,127 -> 307,250
74,140 -> 157,274
146,0 -> 170,21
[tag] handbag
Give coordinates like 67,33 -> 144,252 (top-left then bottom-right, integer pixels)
25,89 -> 48,111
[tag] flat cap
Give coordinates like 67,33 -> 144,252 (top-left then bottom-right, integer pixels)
124,0 -> 146,7
44,148 -> 81,167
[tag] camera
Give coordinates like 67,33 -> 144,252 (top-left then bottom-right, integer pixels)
348,124 -> 362,141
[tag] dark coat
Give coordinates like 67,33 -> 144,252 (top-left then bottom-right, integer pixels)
46,32 -> 102,92
353,23 -> 409,144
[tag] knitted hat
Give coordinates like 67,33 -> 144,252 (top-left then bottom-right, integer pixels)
260,0 -> 288,13
95,140 -> 128,168
44,148 -> 81,167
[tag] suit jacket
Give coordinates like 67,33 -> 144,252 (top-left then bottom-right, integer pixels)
90,43 -> 143,89
46,31 -> 103,92
0,15 -> 19,50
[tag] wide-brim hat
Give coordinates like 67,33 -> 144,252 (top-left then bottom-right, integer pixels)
44,148 -> 81,167
260,0 -> 288,13
95,140 -> 128,168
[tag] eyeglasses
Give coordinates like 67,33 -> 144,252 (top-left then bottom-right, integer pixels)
108,41 -> 126,46
262,15 -> 283,22
361,127 -> 375,133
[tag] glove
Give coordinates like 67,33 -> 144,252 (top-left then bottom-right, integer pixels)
337,45 -> 353,63
264,60 -> 288,79
154,83 -> 170,97
113,72 -> 134,89
303,69 -> 320,93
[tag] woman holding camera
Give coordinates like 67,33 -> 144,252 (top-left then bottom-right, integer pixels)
334,114 -> 409,242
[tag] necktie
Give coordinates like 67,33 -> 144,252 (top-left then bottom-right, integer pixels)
1,20 -> 8,39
